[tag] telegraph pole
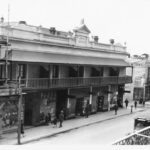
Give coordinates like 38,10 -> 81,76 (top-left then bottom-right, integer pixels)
5,4 -> 10,85
17,76 -> 22,145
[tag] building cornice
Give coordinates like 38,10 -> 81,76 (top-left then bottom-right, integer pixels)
7,36 -> 129,56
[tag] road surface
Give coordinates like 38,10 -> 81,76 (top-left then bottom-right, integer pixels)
29,109 -> 150,145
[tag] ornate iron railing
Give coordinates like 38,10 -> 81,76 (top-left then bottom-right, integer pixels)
22,76 -> 132,89
0,76 -> 132,90
113,126 -> 150,145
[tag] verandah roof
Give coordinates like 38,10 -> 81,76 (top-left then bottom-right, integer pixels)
8,50 -> 130,67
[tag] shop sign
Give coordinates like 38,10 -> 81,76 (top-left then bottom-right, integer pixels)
0,88 -> 18,96
123,90 -> 131,93
67,95 -> 76,98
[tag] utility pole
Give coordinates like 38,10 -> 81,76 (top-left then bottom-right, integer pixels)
17,76 -> 22,145
5,4 -> 10,85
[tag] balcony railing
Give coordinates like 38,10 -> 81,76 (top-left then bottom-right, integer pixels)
113,126 -> 150,145
16,76 -> 132,90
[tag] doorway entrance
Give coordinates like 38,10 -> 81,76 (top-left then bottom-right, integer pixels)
24,95 -> 33,125
118,85 -> 124,107
56,90 -> 67,119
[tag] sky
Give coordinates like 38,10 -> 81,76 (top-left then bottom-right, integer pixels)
0,0 -> 150,55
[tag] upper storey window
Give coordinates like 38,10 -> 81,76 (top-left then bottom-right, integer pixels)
18,64 -> 26,79
91,67 -> 103,77
109,67 -> 119,76
69,66 -> 84,77
52,65 -> 59,78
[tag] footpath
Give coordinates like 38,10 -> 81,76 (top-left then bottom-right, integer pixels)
0,102 -> 150,145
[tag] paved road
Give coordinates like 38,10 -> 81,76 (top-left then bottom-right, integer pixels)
29,109 -> 150,145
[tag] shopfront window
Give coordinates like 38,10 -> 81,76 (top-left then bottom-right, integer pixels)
40,91 -> 56,122
0,96 -> 20,131
133,88 -> 143,101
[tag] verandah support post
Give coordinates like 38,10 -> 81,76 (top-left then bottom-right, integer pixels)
89,86 -> 92,105
67,88 -> 70,109
108,85 -> 111,111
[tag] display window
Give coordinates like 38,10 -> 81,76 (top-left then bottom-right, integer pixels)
40,91 -> 56,122
0,96 -> 20,131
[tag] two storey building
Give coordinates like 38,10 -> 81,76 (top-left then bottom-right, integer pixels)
0,20 -> 132,127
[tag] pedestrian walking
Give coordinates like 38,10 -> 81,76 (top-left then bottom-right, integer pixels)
59,110 -> 64,128
124,98 -> 129,108
45,114 -> 49,125
134,100 -> 137,109
143,100 -> 145,107
21,120 -> 25,137
52,117 -> 58,128
139,97 -> 143,104
114,104 -> 118,115
130,105 -> 133,113
47,112 -> 51,124
85,104 -> 90,118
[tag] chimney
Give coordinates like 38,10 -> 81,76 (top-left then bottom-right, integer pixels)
19,21 -> 27,25
110,39 -> 115,45
49,27 -> 56,35
94,36 -> 99,43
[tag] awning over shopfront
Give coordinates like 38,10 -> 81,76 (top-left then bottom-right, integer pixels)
9,50 -> 130,67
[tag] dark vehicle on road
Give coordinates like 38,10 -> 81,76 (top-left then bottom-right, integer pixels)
134,116 -> 150,131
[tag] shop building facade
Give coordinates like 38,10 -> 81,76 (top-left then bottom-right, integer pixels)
124,55 -> 150,103
0,20 -> 132,127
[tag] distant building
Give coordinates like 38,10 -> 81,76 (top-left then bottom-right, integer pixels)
0,20 -> 131,128
124,55 -> 149,102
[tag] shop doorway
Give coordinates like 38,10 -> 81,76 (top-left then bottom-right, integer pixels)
24,96 -> 33,125
75,97 -> 84,116
118,85 -> 124,107
97,96 -> 104,111
56,90 -> 67,119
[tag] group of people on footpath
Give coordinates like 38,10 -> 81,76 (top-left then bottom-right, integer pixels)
45,111 -> 64,128
124,98 -> 145,109
124,98 -> 138,109
20,110 -> 64,138
4,97 -> 147,138
114,97 -> 146,115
